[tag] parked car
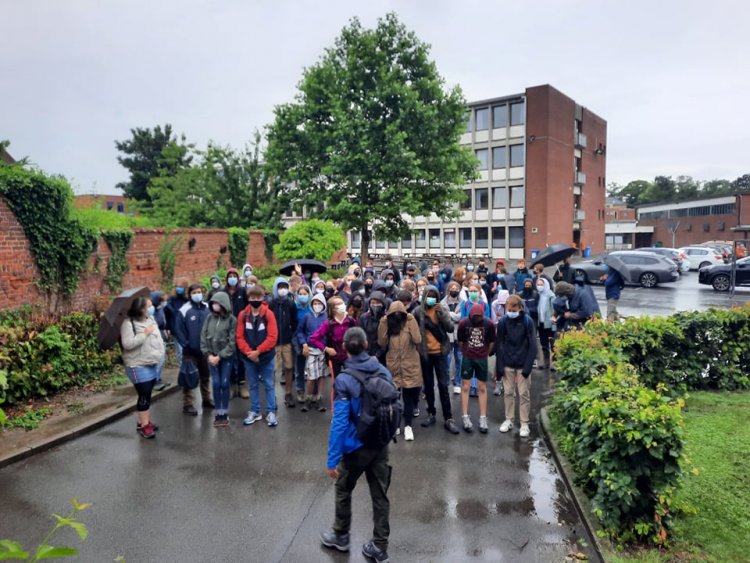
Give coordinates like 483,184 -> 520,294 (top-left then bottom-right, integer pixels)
575,251 -> 680,288
698,257 -> 750,291
679,246 -> 725,270
634,247 -> 688,273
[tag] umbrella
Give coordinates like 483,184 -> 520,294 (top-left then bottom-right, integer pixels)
279,259 -> 327,276
531,244 -> 578,268
97,286 -> 151,349
604,253 -> 635,284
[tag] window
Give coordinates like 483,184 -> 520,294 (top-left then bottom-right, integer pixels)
492,227 -> 506,248
475,227 -> 488,249
510,101 -> 525,125
117,202 -> 124,213
106,201 -> 114,210
461,189 -> 472,210
717,222 -> 725,231
429,228 -> 441,248
509,144 -> 524,167
475,188 -> 488,210
492,146 -> 506,169
376,239 -> 385,249
509,226 -> 524,248
444,229 -> 456,248
493,187 -> 508,209
510,186 -> 525,208
388,240 -> 399,249
401,234 -> 412,249
475,148 -> 488,170
415,230 -> 426,249
492,104 -> 508,128
351,231 -> 361,248
464,111 -> 472,133
459,228 -> 472,249
475,108 -> 489,131
703,223 -> 710,233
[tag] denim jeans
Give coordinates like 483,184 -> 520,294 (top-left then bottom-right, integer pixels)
209,359 -> 233,415
447,342 -> 463,387
294,352 -> 307,394
243,357 -> 276,414
124,364 -> 159,385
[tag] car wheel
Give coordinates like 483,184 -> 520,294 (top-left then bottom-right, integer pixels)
639,272 -> 658,288
712,274 -> 730,292
575,269 -> 588,283
699,261 -> 711,269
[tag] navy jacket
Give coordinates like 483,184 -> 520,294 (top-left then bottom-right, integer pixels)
175,301 -> 209,357
495,312 -> 537,377
604,270 -> 624,300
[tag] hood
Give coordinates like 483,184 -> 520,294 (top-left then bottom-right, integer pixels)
420,284 -> 441,307
345,351 -> 387,375
295,287 -> 312,307
536,278 -> 552,296
555,281 -> 575,297
380,268 -> 394,281
439,267 -> 453,281
310,292 -> 327,311
369,290 -> 386,304
386,300 -> 407,315
351,279 -> 364,292
241,263 -> 253,277
150,291 -> 163,308
469,303 -> 485,319
495,289 -> 510,305
521,281 -> 537,297
209,291 -> 232,313
226,267 -> 240,282
364,268 -> 375,279
210,273 -> 222,284
372,279 -> 387,293
272,277 -> 290,299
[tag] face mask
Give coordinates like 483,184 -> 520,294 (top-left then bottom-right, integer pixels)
304,273 -> 311,280
298,294 -> 310,304
479,264 -> 486,270
191,293 -> 203,304
537,285 -> 545,292
335,304 -> 347,316
312,304 -> 325,314
468,291 -> 479,302
345,280 -> 351,287
467,265 -> 475,272
425,297 -> 437,307
354,270 -> 361,278
365,282 -> 373,289
449,290 -> 460,298
211,281 -> 220,290
212,303 -> 222,313
228,277 -> 238,287
385,280 -> 394,287
370,303 -> 383,315
315,287 -> 325,294
278,288 -> 289,298
175,287 -> 185,295
441,274 -> 448,280
244,270 -> 252,278
325,288 -> 335,297
249,300 -> 263,309
480,280 -> 487,286
358,289 -> 366,296
147,305 -> 155,317
432,267 -> 440,273
418,288 -> 425,296
247,282 -> 255,289
506,311 -> 520,319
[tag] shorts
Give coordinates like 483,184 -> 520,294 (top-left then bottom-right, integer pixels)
460,357 -> 488,382
305,353 -> 327,381
276,343 -> 294,370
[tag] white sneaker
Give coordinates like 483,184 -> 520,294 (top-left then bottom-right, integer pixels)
520,423 -> 530,437
395,427 -> 401,437
462,415 -> 473,432
404,426 -> 414,441
478,416 -> 488,434
493,381 -> 503,396
453,385 -> 461,395
499,419 -> 513,433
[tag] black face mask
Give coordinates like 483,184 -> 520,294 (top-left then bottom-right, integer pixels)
249,300 -> 263,309
449,290 -> 460,298
325,288 -> 335,298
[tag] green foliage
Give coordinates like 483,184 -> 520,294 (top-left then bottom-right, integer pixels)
158,231 -> 184,290
100,230 -> 134,293
3,406 -> 51,431
70,206 -> 153,229
0,166 -> 97,300
0,498 -> 91,561
266,13 -> 478,261
608,172 -> 748,206
273,219 -> 346,263
227,227 -> 249,268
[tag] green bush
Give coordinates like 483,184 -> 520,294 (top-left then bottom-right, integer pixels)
70,205 -> 153,229
273,219 -> 346,263
227,227 -> 249,268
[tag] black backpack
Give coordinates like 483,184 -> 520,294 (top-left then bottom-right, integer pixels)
346,368 -> 403,449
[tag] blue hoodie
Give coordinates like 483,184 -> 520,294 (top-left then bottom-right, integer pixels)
293,293 -> 327,349
327,352 -> 393,469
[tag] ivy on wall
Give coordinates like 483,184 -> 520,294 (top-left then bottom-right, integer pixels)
159,231 -> 184,290
101,229 -> 134,293
227,227 -> 249,267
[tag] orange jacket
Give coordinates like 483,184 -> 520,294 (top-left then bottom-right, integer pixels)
236,302 -> 278,357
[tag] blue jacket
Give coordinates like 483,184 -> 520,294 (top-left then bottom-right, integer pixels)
514,268 -> 533,289
604,269 -> 624,300
174,300 -> 209,357
460,298 -> 491,319
327,352 -> 393,469
294,302 -> 327,349
269,277 -> 298,345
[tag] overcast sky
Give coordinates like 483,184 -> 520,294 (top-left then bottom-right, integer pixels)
2,0 -> 748,194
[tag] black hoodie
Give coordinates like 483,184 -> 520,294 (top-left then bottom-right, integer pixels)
495,311 -> 537,376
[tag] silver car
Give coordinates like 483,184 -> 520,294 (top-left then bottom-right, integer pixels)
575,251 -> 680,288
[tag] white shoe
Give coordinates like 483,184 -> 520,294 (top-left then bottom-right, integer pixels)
453,385 -> 461,395
395,427 -> 400,437
520,423 -> 530,437
404,426 -> 414,441
499,419 -> 513,433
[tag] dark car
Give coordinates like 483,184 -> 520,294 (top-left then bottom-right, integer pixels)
575,251 -> 680,288
698,257 -> 750,291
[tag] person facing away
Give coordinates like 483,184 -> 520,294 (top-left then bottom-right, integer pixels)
200,291 -> 237,427
457,303 -> 496,434
321,327 -> 394,563
295,292 -> 329,412
601,265 -> 624,322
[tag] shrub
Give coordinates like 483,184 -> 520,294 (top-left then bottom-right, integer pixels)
227,227 -> 249,268
273,219 -> 346,263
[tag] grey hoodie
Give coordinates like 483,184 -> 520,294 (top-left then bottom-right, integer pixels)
200,291 -> 238,359
412,284 -> 454,358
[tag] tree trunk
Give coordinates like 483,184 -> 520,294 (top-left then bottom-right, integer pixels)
360,224 -> 370,264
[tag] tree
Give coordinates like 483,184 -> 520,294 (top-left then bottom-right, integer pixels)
273,219 -> 346,263
641,176 -> 676,204
702,179 -> 732,196
610,179 -> 653,206
731,174 -> 750,192
674,175 -> 699,200
115,124 -> 192,201
265,13 -> 478,262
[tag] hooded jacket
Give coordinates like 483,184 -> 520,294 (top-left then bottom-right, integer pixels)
327,352 -> 393,469
519,281 -> 540,323
457,303 -> 496,360
150,291 -> 167,333
223,267 -> 247,316
236,301 -> 278,361
200,292 -> 238,359
412,285 -> 454,358
174,299 -> 209,357
206,274 -> 223,301
309,313 -> 358,365
379,269 -> 397,298
294,293 -> 327,350
377,301 -> 422,389
604,269 -> 624,300
270,277 -> 298,345
495,310 -> 537,376
535,279 -> 555,329
360,290 -> 387,360
555,281 -> 597,328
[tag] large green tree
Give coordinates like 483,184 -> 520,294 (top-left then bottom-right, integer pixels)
265,13 -> 478,262
115,124 -> 192,201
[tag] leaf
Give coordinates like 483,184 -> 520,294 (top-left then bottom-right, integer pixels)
0,540 -> 29,560
33,545 -> 78,560
67,521 -> 88,542
71,498 -> 92,512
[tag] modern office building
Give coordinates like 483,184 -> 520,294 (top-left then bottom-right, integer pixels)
284,84 -> 608,260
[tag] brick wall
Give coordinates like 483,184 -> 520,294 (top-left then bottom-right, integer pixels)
0,199 -> 268,312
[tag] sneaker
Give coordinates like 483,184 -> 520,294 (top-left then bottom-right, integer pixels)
213,415 -> 223,428
284,394 -> 295,408
462,415 -> 473,433
182,405 -> 198,416
320,529 -> 350,552
362,541 -> 390,563
412,407 -> 420,418
154,381 -> 168,392
296,390 -> 305,403
469,387 -> 478,398
136,421 -> 159,432
280,376 -> 286,385
444,419 -> 460,435
394,427 -> 400,437
533,360 -> 539,368
316,399 -> 327,413
301,399 -> 310,413
243,411 -> 262,425
420,414 -> 436,428
499,419 -> 513,433
479,416 -> 488,434
138,422 -> 156,439
202,399 -> 215,410
520,423 -> 530,437
239,385 -> 249,399
493,381 -> 503,396
453,385 -> 461,395
266,412 -> 278,427
404,426 -> 414,441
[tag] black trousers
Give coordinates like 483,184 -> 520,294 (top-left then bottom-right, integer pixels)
401,386 -> 421,427
334,446 -> 391,551
421,353 -> 452,421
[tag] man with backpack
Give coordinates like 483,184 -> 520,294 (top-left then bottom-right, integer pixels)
321,327 -> 397,563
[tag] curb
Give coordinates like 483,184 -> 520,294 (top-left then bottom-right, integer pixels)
0,384 -> 181,469
538,407 -> 613,562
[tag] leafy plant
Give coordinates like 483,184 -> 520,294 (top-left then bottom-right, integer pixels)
227,227 -> 249,268
100,229 -> 134,293
3,406 -> 52,431
158,231 -> 184,291
273,219 -> 346,263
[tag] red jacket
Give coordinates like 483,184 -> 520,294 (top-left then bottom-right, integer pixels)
236,302 -> 278,357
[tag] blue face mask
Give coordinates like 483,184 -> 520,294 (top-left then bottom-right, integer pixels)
147,305 -> 155,317
385,280 -> 394,287
506,311 -> 520,319
425,297 -> 437,307
191,293 -> 203,304
175,287 -> 185,295
603,264 -> 609,272
228,277 -> 238,287
441,274 -> 448,280
298,294 -> 310,305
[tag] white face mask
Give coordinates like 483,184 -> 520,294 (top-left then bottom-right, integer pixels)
278,288 -> 289,298
335,303 -> 347,316
212,303 -> 222,313
313,304 -> 325,314
315,287 -> 325,294
211,281 -> 220,289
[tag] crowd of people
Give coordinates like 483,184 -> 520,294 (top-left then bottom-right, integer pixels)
119,256 -> 607,440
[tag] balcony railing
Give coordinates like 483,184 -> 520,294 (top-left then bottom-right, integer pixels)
575,132 -> 587,149
574,209 -> 586,221
574,171 -> 586,186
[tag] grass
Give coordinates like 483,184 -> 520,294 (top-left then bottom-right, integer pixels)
606,391 -> 750,562
91,373 -> 129,392
65,401 -> 86,415
2,406 -> 52,431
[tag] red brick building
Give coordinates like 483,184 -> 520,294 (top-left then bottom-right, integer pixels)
74,194 -> 131,214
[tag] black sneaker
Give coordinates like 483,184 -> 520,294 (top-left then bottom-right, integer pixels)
362,541 -> 390,563
183,405 -> 198,416
202,400 -> 215,410
420,414 -> 436,428
444,419 -> 460,434
412,407 -> 420,418
320,529 -> 350,552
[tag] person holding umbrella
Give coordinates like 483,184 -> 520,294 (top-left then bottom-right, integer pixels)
601,265 -> 625,322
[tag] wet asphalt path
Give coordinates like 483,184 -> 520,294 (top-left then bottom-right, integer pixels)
0,369 -> 593,563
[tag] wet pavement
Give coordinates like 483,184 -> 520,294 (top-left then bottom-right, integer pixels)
0,368 -> 595,562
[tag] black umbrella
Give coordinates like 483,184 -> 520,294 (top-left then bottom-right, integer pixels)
604,253 -> 635,284
530,244 -> 578,268
279,259 -> 327,276
97,286 -> 151,350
